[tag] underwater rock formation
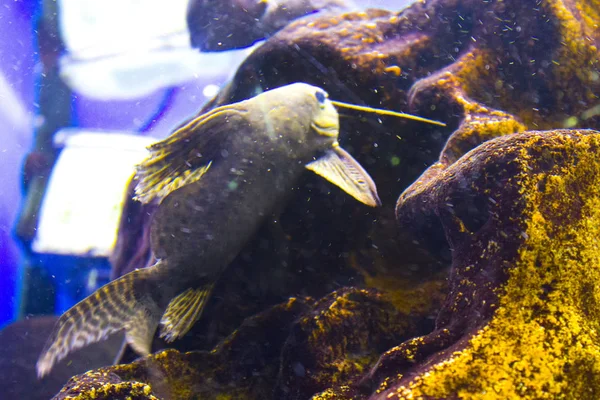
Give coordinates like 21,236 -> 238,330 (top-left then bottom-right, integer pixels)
53,289 -> 418,400
54,0 -> 600,398
378,129 -> 600,399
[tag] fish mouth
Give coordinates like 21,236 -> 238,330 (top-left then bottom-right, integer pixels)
311,121 -> 338,137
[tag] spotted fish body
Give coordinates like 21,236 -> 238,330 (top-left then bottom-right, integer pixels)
36,83 -> 380,377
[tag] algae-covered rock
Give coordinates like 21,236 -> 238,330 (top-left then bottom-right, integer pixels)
276,289 -> 416,399
54,371 -> 158,400
378,130 -> 600,399
52,289 -> 416,400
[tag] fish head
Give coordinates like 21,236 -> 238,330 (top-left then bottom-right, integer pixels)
286,83 -> 340,152
256,83 -> 380,207
257,82 -> 339,154
307,86 -> 340,145
286,83 -> 381,207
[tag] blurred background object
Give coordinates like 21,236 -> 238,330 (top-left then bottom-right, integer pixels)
58,0 -> 253,99
30,131 -> 155,313
187,0 -> 354,51
0,0 -> 38,330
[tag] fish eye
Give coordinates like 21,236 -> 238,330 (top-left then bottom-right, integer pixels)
315,90 -> 326,104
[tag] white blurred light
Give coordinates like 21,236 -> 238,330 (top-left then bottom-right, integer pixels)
55,0 -> 416,100
202,84 -> 220,98
57,0 -> 249,100
32,131 -> 156,257
0,71 -> 30,132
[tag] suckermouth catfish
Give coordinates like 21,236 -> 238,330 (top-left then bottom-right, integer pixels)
37,82 -> 445,377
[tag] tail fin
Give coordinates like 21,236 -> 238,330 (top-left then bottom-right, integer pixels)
36,266 -> 164,378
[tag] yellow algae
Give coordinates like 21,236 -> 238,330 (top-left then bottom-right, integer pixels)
349,253 -> 447,316
302,290 -> 412,391
442,113 -> 527,163
576,0 -> 600,30
384,66 -> 402,76
58,379 -> 159,400
312,385 -> 353,399
338,27 -> 350,37
391,132 -> 600,399
365,272 -> 446,316
545,0 -> 598,64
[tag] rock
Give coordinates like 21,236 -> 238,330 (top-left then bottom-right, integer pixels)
52,296 -> 310,399
53,371 -> 158,400
377,129 -> 600,399
275,289 -> 416,399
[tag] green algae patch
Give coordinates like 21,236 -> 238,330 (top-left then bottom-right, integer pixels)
388,131 -> 600,399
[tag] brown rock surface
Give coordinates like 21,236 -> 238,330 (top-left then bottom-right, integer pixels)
377,130 -> 600,398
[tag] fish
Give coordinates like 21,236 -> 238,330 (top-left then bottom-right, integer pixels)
188,0 -> 353,51
36,83 -> 446,377
36,82 -> 381,377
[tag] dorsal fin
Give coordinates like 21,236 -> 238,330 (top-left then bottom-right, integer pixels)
134,105 -> 248,204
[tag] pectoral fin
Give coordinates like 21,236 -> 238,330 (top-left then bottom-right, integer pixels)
134,105 -> 248,204
306,145 -> 381,207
